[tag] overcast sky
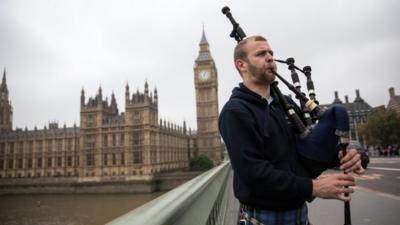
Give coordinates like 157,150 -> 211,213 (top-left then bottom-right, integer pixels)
0,0 -> 399,130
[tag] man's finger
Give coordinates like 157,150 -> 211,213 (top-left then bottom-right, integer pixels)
346,161 -> 363,173
340,154 -> 360,170
336,173 -> 355,181
338,194 -> 352,202
338,150 -> 343,159
353,166 -> 365,175
338,180 -> 355,187
340,149 -> 359,164
342,187 -> 354,194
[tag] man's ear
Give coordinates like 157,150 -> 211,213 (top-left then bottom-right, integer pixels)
235,59 -> 246,74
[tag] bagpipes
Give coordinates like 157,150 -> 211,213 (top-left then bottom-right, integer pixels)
222,6 -> 352,225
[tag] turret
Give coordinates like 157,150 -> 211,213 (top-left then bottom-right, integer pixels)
0,67 -> 13,131
81,88 -> 85,107
183,120 -> 187,134
332,91 -> 343,104
354,89 -> 364,103
111,91 -> 118,115
135,88 -> 140,103
389,87 -> 395,98
0,68 -> 9,101
144,80 -> 149,96
125,82 -> 130,104
154,87 -> 158,104
125,82 -> 159,127
97,86 -> 103,105
111,91 -> 116,105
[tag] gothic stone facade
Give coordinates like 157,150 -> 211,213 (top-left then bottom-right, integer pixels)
0,83 -> 193,179
0,31 -> 222,180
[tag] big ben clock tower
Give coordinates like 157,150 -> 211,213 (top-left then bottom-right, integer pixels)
194,30 -> 222,163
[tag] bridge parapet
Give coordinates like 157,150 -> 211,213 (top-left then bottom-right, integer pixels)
106,161 -> 231,225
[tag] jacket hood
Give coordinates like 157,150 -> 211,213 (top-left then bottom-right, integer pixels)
231,83 -> 279,106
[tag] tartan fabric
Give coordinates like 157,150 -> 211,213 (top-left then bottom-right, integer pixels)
239,203 -> 311,225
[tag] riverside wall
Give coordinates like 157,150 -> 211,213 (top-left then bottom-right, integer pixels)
0,171 -> 202,195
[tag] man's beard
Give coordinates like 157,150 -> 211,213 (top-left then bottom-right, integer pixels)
247,62 -> 276,84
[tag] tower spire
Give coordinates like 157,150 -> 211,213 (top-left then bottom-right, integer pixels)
144,79 -> 149,95
0,67 -> 8,93
0,67 -> 12,131
81,87 -> 85,106
111,91 -> 116,103
2,67 -> 5,83
200,25 -> 208,45
0,67 -> 9,101
125,81 -> 130,104
196,28 -> 213,63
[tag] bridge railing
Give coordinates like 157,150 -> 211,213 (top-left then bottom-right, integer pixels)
106,161 -> 231,225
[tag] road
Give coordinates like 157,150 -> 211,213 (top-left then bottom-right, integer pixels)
309,157 -> 400,225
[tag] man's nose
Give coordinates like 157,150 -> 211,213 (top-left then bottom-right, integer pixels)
266,53 -> 273,62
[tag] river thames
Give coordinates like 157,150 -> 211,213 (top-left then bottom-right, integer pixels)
0,192 -> 164,225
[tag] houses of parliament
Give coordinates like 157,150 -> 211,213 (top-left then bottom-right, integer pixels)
0,31 -> 223,181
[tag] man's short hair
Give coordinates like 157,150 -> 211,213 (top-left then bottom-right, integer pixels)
234,35 -> 267,62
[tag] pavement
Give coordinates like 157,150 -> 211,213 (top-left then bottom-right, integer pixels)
309,157 -> 400,225
308,186 -> 400,225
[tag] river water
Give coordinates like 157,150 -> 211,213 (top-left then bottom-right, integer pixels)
0,192 -> 164,225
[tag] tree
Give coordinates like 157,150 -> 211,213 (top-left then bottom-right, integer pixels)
358,110 -> 400,147
189,154 -> 214,171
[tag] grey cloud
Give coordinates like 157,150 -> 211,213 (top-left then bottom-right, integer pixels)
0,0 -> 399,130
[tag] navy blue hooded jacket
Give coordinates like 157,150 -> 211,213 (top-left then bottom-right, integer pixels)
219,83 -> 313,210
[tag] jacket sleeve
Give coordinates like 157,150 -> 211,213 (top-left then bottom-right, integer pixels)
219,106 -> 313,200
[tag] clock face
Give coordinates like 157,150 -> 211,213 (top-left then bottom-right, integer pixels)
198,70 -> 210,81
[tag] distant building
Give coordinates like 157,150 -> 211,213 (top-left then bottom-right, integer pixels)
387,87 -> 400,113
0,30 -> 223,180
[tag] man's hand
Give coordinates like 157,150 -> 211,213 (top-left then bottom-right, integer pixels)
339,148 -> 365,175
312,173 -> 355,201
